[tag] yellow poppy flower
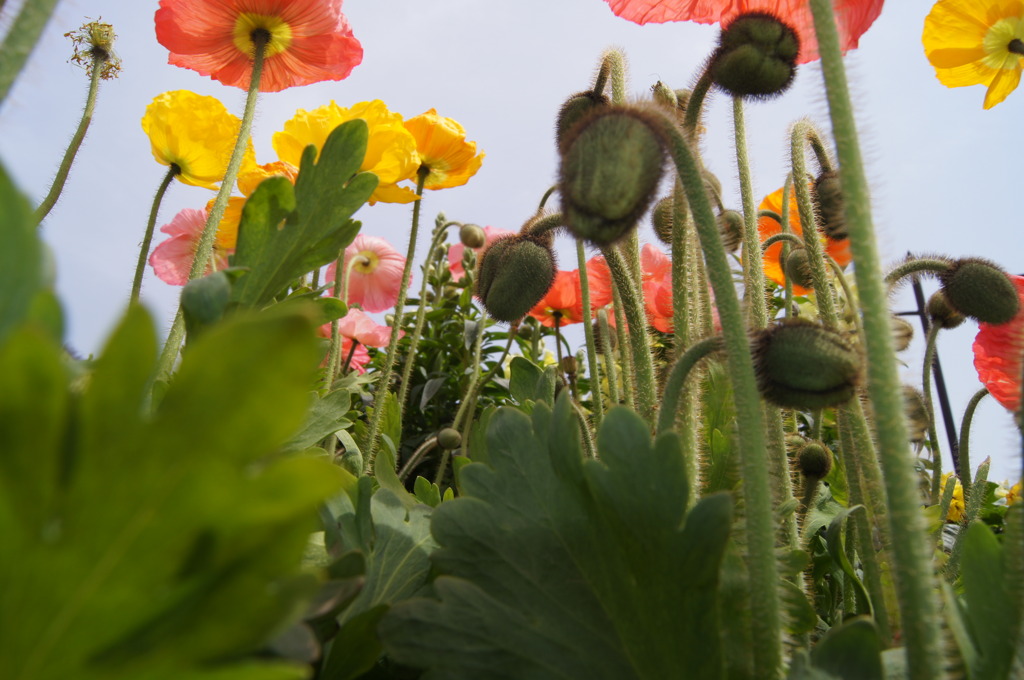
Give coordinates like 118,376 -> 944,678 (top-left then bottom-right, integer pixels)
141,90 -> 256,190
923,0 -> 1024,109
1008,480 -> 1023,505
210,161 -> 300,248
403,108 -> 484,190
272,100 -> 420,204
940,472 -> 966,522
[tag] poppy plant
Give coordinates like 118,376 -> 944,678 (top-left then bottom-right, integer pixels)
973,274 -> 1024,413
757,184 -> 851,296
602,0 -> 884,64
326,234 -> 407,313
923,0 -> 1024,109
155,0 -> 363,92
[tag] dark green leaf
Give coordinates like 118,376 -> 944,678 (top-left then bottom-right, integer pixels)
283,389 -> 354,453
0,162 -> 42,342
809,618 -> 883,680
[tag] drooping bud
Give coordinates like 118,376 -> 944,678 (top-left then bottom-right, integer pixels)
784,247 -> 815,290
752,320 -> 861,409
652,196 -> 675,245
890,315 -> 914,351
902,386 -> 929,443
927,290 -> 965,329
812,170 -> 847,241
716,210 -> 744,253
797,440 -> 833,479
559,106 -> 667,246
476,235 -> 557,323
459,223 -> 486,249
555,90 -> 609,150
939,257 -> 1020,325
437,428 -> 463,450
710,12 -> 800,100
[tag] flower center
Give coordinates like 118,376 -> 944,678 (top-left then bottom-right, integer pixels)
982,16 -> 1024,68
353,252 -> 378,275
232,13 -> 293,59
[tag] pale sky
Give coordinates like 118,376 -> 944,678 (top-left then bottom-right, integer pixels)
1,0 -> 1020,482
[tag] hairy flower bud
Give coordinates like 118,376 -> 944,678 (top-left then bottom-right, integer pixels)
784,247 -> 815,290
717,210 -> 744,253
459,223 -> 486,249
652,196 -> 675,245
927,290 -> 965,329
476,235 -> 556,323
559,107 -> 667,246
437,428 -> 462,450
797,441 -> 833,479
710,12 -> 800,100
812,170 -> 847,241
752,320 -> 860,409
556,90 -> 609,150
939,257 -> 1020,325
902,386 -> 929,443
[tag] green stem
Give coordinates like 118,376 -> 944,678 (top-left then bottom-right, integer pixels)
324,250 -> 350,386
656,113 -> 782,677
922,324 -> 943,505
884,258 -> 952,287
601,246 -> 658,424
611,289 -> 634,410
761,233 -> 805,251
683,65 -> 715,142
657,336 -> 722,436
0,0 -> 60,107
958,387 -> 989,493
733,98 -> 769,330
365,168 -> 428,474
810,2 -> 943,677
130,167 -> 177,304
576,240 -> 603,427
33,54 -> 104,226
399,436 -> 439,481
451,330 -> 516,436
603,49 -> 627,104
791,121 -> 838,325
598,309 -> 620,406
946,458 -> 990,581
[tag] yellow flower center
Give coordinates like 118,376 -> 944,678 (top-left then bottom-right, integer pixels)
232,13 -> 293,59
353,252 -> 378,275
982,16 -> 1024,69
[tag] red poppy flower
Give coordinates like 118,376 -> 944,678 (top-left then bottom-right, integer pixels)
603,0 -> 884,64
155,0 -> 363,92
570,255 -> 615,322
974,274 -> 1024,413
530,271 -> 583,328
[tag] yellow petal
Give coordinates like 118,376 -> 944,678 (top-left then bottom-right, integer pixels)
984,62 -> 1023,107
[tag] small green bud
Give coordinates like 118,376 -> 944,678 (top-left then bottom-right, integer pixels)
476,235 -> 557,323
459,223 -> 486,249
812,170 -> 847,241
559,106 -> 667,246
437,428 -> 462,450
797,441 -> 833,479
927,290 -> 965,329
939,257 -> 1020,325
890,315 -> 914,352
753,320 -> 860,409
555,90 -> 609,150
710,12 -> 799,100
717,209 -> 744,253
783,247 -> 815,290
652,196 -> 675,245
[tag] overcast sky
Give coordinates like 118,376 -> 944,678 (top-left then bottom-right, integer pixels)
1,0 -> 1020,482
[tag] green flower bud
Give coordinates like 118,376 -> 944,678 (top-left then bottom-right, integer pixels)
459,223 -> 486,249
717,209 -> 744,253
902,386 -> 929,443
939,257 -> 1020,325
890,315 -> 914,352
559,106 -> 667,246
437,428 -> 463,450
797,441 -> 833,479
753,320 -> 861,409
556,90 -> 609,150
784,247 -> 815,290
476,235 -> 556,323
812,170 -> 847,241
652,196 -> 675,245
927,290 -> 965,329
710,12 -> 800,100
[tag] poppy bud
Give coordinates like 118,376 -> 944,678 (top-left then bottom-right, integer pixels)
784,247 -> 815,290
927,290 -> 965,329
717,210 -> 745,253
560,356 -> 578,376
710,12 -> 800,100
555,90 -> 609,150
939,258 -> 1020,325
476,235 -> 557,323
812,170 -> 847,241
559,107 -> 667,246
459,223 -> 486,249
437,428 -> 462,450
890,315 -> 914,351
797,440 -> 833,479
652,196 -> 675,245
752,320 -> 860,409
902,386 -> 929,443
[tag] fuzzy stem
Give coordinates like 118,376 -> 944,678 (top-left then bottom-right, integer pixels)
34,55 -> 104,225
365,169 -> 428,474
130,167 -> 178,304
810,2 -> 943,677
921,324 -> 943,505
324,250 -> 350,385
946,459 -> 990,582
656,113 -> 782,677
733,98 -> 770,330
958,387 -> 989,493
611,288 -> 635,410
576,240 -> 603,426
399,436 -> 439,481
0,0 -> 60,107
884,258 -> 953,287
598,309 -> 620,406
452,330 -> 516,434
657,336 -> 723,436
683,65 -> 715,142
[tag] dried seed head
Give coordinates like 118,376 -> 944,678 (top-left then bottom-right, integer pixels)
890,315 -> 914,352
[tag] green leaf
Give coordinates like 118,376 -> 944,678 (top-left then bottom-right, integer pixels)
508,355 -> 555,405
809,618 -> 883,680
0,0 -> 60,106
0,162 -> 43,343
0,306 -> 344,680
282,389 -> 354,453
231,120 -> 377,308
825,504 -> 872,618
379,396 -> 732,679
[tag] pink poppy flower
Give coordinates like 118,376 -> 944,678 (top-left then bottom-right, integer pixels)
149,208 -> 231,285
336,308 -> 401,348
974,274 -> 1024,413
603,0 -> 884,64
155,0 -> 363,92
326,234 -> 406,313
448,226 -> 516,279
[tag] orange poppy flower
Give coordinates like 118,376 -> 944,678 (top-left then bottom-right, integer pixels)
571,255 -> 615,322
530,271 -> 583,328
603,0 -> 884,64
155,0 -> 363,92
974,274 -> 1024,413
757,185 -> 851,296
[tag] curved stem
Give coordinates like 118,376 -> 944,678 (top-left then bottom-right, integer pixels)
34,56 -> 104,226
734,98 -> 769,330
921,324 -> 943,505
884,258 -> 952,287
130,167 -> 177,304
324,250 -> 349,385
761,232 -> 805,251
538,185 -> 557,210
597,309 -> 620,406
683,65 -> 715,142
399,436 -> 439,481
791,121 -> 838,325
811,2 -> 943,677
576,240 -> 603,427
365,169 -> 428,474
657,336 -> 723,436
958,387 -> 989,494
